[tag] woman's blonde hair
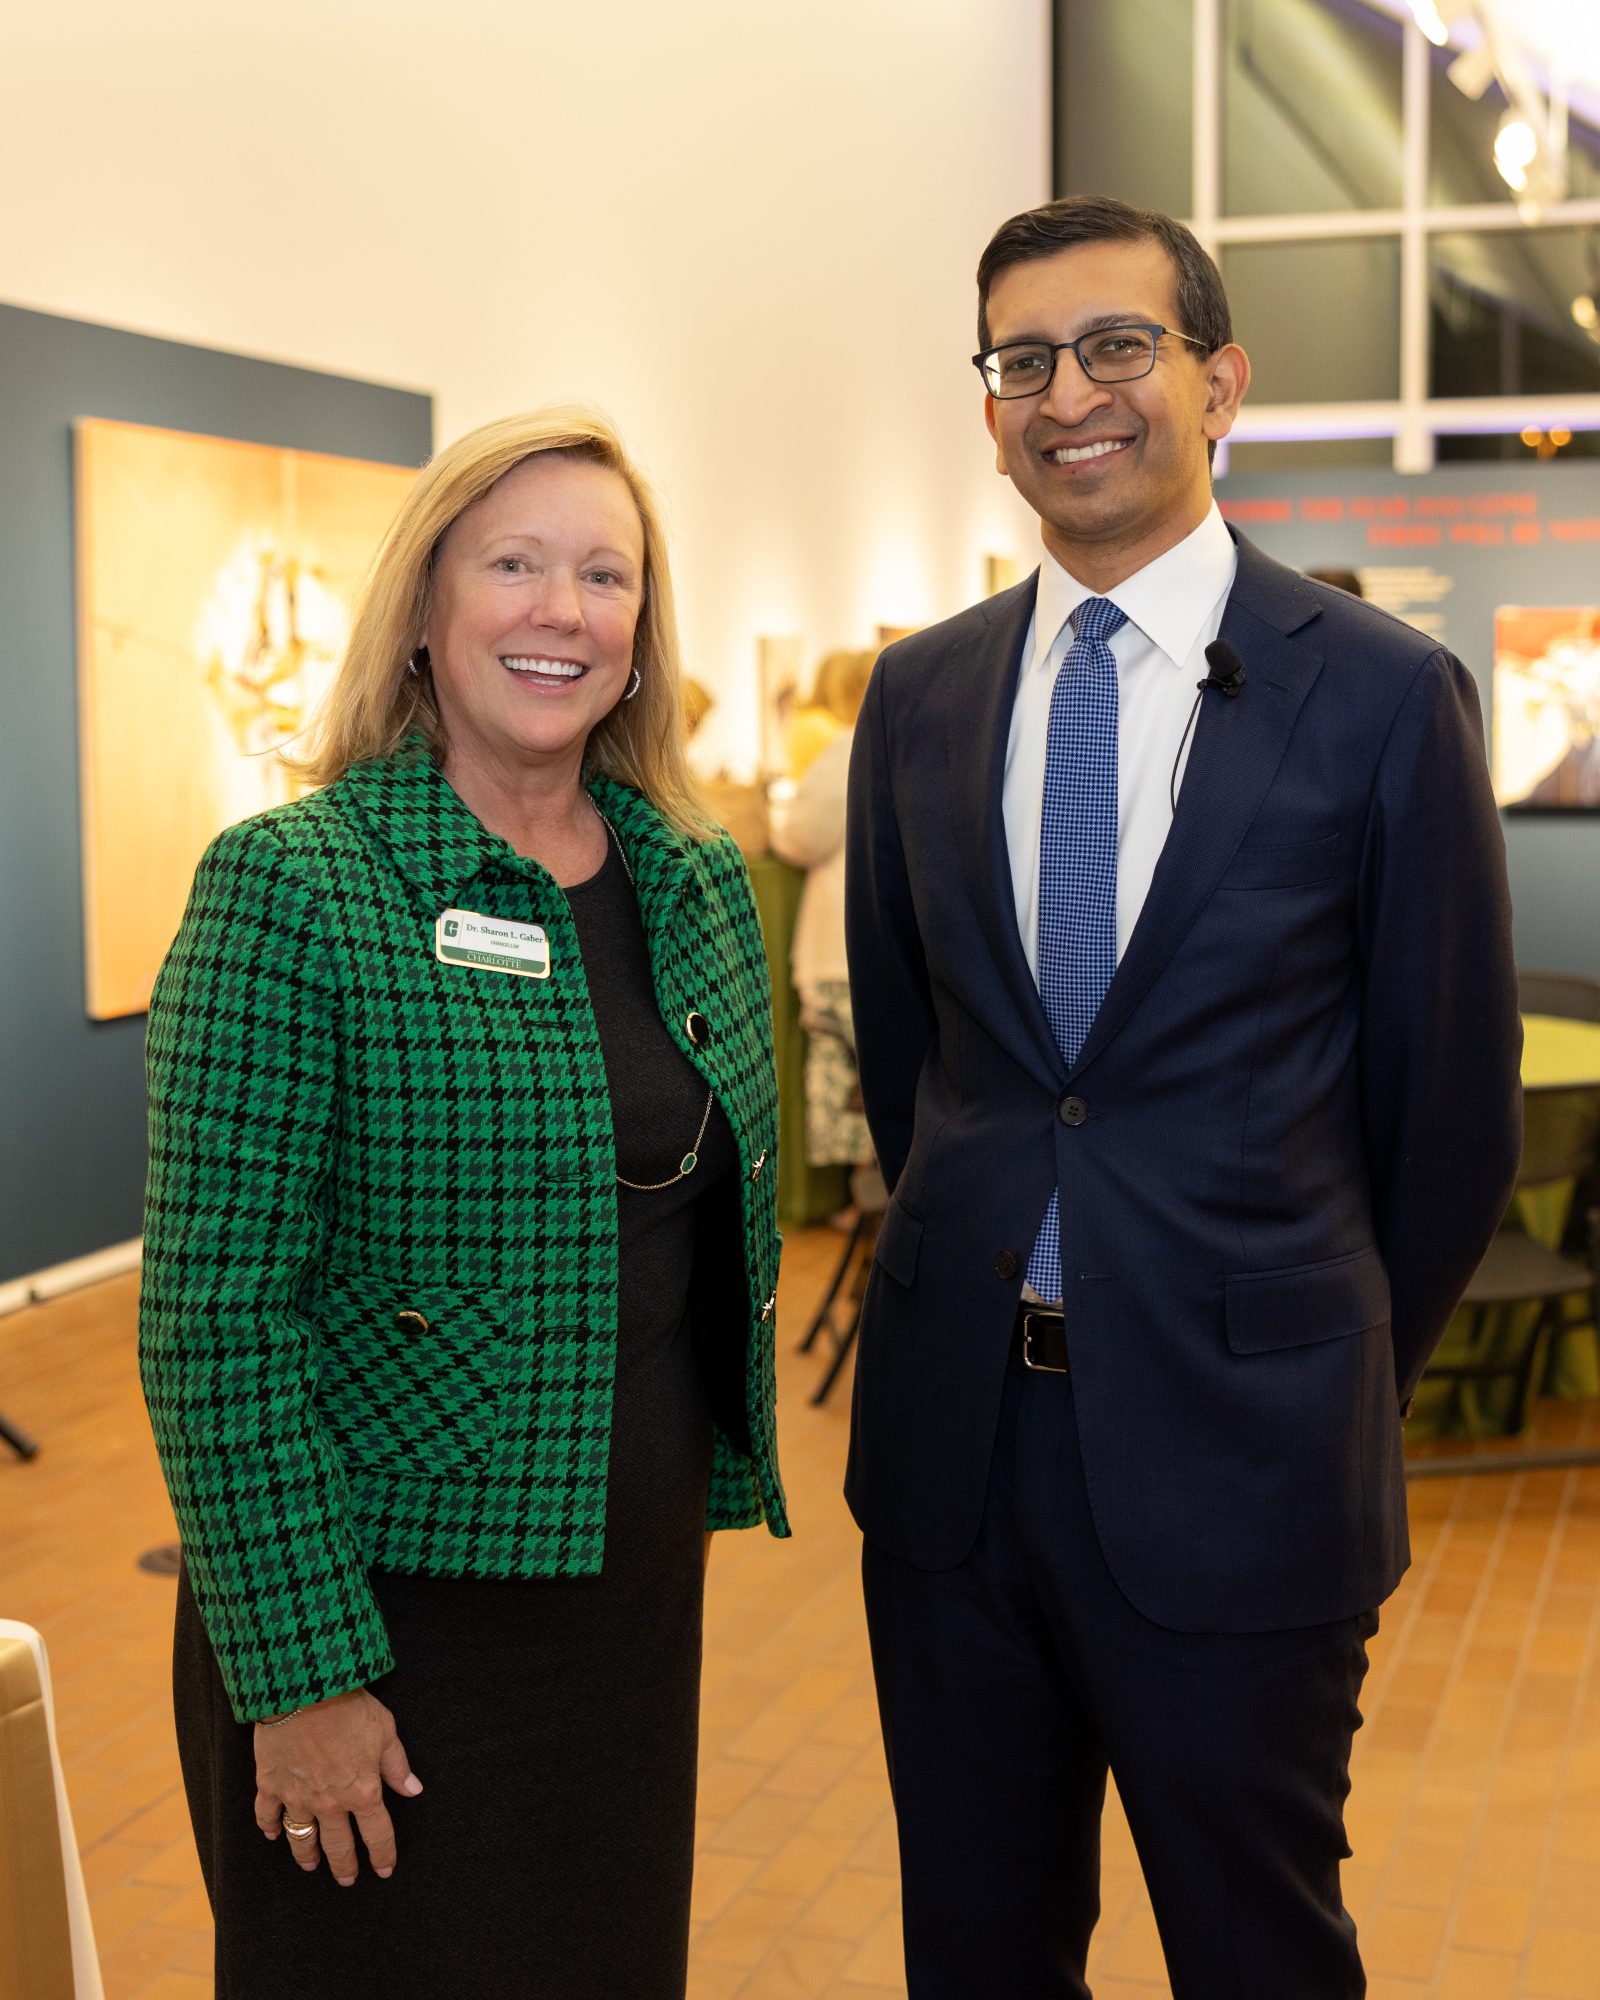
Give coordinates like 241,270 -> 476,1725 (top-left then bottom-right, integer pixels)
811,647 -> 877,726
294,406 -> 709,836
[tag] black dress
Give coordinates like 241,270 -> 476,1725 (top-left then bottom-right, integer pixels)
174,833 -> 738,1998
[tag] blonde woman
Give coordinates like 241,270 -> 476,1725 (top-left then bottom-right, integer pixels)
769,649 -> 877,1191
140,409 -> 788,1997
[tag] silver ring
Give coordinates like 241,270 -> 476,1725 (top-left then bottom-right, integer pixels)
282,1816 -> 317,1839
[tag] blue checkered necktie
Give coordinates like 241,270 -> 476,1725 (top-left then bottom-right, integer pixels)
1026,595 -> 1126,1301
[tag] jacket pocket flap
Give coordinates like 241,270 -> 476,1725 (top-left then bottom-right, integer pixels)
1225,1246 -> 1390,1354
873,1196 -> 924,1288
1217,830 -> 1340,891
312,1276 -> 513,1472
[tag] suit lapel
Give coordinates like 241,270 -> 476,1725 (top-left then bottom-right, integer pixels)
1072,534 -> 1327,1074
947,574 -> 1065,1091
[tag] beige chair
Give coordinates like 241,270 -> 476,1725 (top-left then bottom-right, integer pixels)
0,1622 -> 103,2000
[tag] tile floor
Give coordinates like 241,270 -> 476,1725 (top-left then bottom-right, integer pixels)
3,1235 -> 1600,1997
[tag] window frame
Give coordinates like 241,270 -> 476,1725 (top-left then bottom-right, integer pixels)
1069,0 -> 1600,469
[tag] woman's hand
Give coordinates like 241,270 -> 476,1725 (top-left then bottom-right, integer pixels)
253,1688 -> 423,1885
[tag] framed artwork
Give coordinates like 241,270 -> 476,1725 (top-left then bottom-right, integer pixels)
1492,606 -> 1600,813
757,632 -> 805,778
74,418 -> 418,1018
985,553 -> 1022,597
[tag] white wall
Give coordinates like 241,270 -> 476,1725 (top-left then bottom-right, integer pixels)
2,0 -> 1048,772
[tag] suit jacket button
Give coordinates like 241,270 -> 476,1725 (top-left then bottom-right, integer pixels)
1059,1095 -> 1088,1127
686,1010 -> 712,1046
994,1250 -> 1019,1280
395,1310 -> 429,1335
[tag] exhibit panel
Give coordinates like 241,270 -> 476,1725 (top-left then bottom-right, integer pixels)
1213,460 -> 1600,973
0,304 -> 431,1286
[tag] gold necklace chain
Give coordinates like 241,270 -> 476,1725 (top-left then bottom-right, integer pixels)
590,799 -> 717,1194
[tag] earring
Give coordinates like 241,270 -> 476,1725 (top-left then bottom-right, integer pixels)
407,644 -> 431,678
623,667 -> 642,701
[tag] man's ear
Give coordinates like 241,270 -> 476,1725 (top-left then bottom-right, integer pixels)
984,393 -> 1010,476
1201,343 -> 1251,445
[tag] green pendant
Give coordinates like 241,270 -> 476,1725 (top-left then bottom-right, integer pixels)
680,1151 -> 699,1176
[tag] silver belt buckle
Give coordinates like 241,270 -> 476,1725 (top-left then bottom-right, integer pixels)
1022,1311 -> 1066,1373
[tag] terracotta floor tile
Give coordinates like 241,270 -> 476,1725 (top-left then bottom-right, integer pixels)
1523,1926 -> 1600,1999
735,1933 -> 855,1999
10,1250 -> 1600,1999
1452,1886 -> 1536,1956
1434,1951 -> 1523,2000
839,1905 -> 906,1989
1364,1901 -> 1450,1983
795,1868 -> 900,1945
696,1889 -> 807,1969
125,1977 -> 211,2000
749,1827 -> 858,1901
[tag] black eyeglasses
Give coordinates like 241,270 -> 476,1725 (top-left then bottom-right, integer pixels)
973,323 -> 1209,398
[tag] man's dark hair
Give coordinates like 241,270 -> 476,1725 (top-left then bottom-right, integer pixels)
976,194 -> 1232,357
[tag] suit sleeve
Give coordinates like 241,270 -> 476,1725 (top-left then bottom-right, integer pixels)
845,657 -> 937,1195
1357,648 -> 1522,1400
139,819 -> 394,1721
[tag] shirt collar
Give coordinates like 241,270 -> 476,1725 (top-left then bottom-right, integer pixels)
1031,502 -> 1237,671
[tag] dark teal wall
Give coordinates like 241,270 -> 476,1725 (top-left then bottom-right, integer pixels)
0,305 -> 431,1284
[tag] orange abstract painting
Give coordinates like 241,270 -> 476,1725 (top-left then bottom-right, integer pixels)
74,419 -> 417,1017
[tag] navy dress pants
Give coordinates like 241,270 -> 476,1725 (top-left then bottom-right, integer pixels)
862,1352 -> 1377,1999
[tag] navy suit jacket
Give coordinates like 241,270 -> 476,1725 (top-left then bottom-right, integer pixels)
844,531 -> 1522,1632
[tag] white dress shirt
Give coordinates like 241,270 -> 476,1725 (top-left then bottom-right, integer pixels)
1003,503 -> 1238,980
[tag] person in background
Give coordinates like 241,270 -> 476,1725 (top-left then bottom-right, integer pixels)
139,406 -> 787,1999
770,648 -> 878,1216
784,646 -> 875,777
846,194 -> 1520,1997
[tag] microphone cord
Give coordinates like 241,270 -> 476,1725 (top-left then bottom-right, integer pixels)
1169,691 -> 1204,817
1169,641 -> 1247,815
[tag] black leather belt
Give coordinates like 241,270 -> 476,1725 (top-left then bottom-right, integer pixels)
1013,1307 -> 1068,1374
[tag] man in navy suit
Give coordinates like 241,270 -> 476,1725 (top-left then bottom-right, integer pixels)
844,195 -> 1521,1997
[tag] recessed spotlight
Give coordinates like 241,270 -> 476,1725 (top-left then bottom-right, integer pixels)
1494,114 -> 1538,192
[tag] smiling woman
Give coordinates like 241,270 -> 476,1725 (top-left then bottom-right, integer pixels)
137,408 -> 788,1997
420,454 -> 646,858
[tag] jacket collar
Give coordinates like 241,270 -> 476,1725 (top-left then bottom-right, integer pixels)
336,741 -> 702,924
1071,529 -> 1327,1073
953,531 -> 1329,1087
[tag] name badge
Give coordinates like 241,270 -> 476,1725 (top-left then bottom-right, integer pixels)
435,909 -> 550,978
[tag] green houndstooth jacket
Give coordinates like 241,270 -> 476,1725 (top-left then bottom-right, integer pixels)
139,745 -> 789,1723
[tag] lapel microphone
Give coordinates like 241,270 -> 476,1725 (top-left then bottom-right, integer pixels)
1198,638 -> 1247,698
1171,638 -> 1248,812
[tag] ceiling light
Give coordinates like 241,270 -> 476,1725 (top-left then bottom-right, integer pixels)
1494,113 -> 1539,191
